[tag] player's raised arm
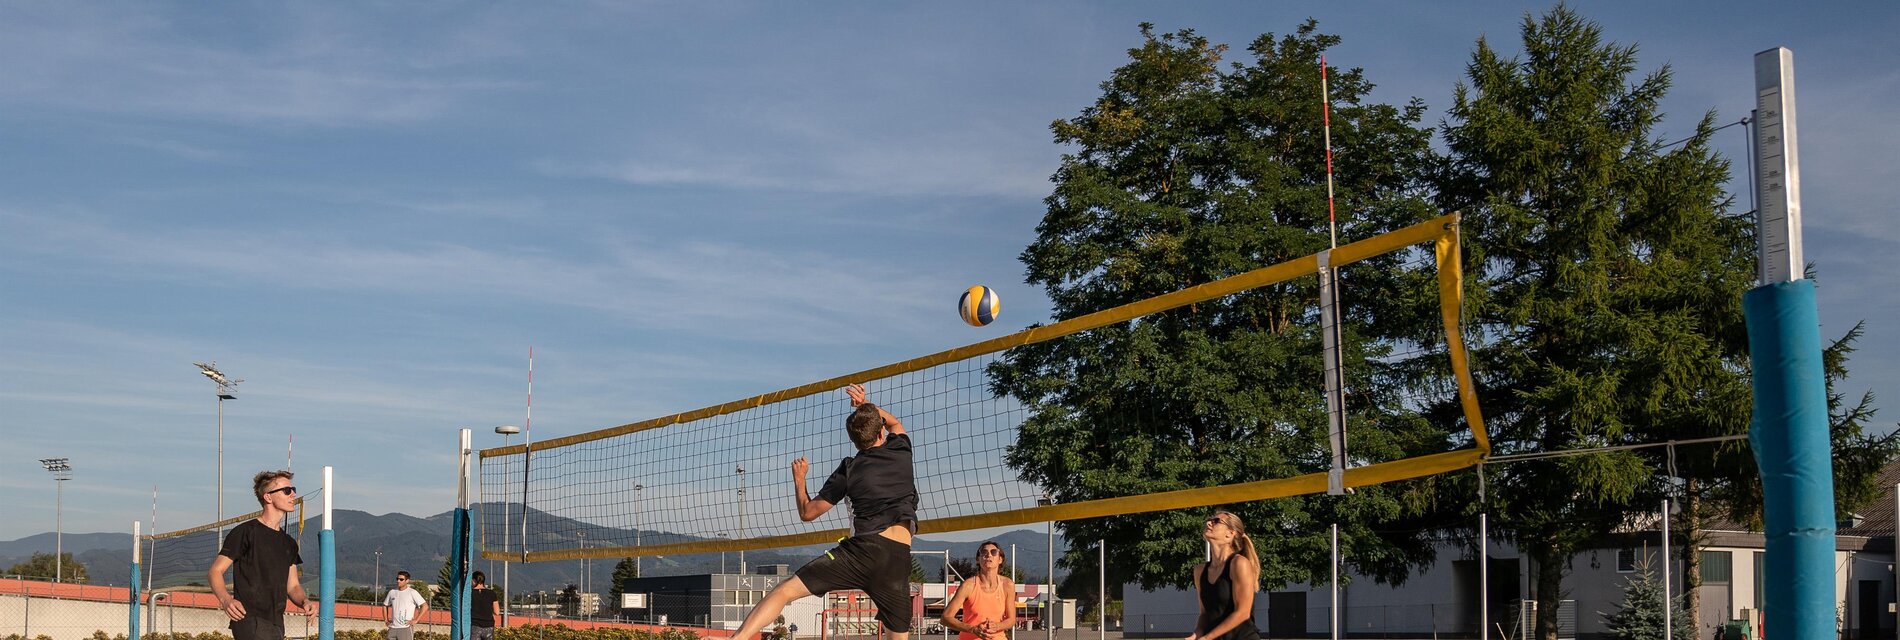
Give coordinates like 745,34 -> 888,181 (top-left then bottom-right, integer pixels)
847,383 -> 904,435
792,456 -> 834,521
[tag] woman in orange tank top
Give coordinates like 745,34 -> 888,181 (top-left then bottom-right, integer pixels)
942,541 -> 1016,640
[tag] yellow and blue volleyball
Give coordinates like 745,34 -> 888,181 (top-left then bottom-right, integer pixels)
959,285 -> 1001,327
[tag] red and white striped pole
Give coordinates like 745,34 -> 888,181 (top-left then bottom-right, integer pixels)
1321,54 -> 1338,250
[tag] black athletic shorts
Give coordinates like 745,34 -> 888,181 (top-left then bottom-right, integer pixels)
795,534 -> 913,632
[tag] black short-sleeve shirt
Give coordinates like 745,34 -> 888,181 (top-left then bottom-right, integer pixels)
217,518 -> 302,618
816,433 -> 919,536
472,588 -> 499,627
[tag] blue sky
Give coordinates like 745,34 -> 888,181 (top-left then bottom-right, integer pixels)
3,1 -> 1896,543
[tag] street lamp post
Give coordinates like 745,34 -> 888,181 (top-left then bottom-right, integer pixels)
496,425 -> 521,627
1039,494 -> 1055,640
375,548 -> 383,600
39,458 -> 72,583
579,530 -> 588,618
194,362 -> 241,547
910,549 -> 956,640
634,484 -> 645,578
736,464 -> 747,575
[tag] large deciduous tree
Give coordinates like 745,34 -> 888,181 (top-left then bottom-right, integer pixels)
4,552 -> 88,583
994,20 -> 1448,590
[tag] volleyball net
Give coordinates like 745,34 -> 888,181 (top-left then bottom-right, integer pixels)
142,487 -> 326,591
135,467 -> 339,640
478,213 -> 1488,563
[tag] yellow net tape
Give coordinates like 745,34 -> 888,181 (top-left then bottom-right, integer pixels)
485,213 -> 1487,563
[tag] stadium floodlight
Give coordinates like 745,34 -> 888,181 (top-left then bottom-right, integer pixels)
193,361 -> 242,546
494,424 -> 521,625
39,458 -> 72,583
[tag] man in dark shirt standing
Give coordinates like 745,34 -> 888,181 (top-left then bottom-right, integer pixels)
208,470 -> 311,640
730,383 -> 919,640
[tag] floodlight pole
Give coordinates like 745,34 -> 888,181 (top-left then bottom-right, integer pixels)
218,395 -> 223,540
57,476 -> 63,582
737,464 -> 747,575
1040,494 -> 1054,640
1330,524 -> 1339,640
39,458 -> 72,583
634,484 -> 644,579
1480,513 -> 1489,640
1662,499 -> 1673,640
910,548 -> 956,640
494,424 -> 521,626
195,362 -> 240,547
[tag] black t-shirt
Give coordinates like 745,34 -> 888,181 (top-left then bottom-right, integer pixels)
471,587 -> 499,627
217,518 -> 302,619
816,433 -> 918,536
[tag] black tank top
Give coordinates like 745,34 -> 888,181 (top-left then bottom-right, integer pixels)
1196,555 -> 1260,640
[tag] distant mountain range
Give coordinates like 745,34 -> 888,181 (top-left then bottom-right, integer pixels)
1,505 -> 1070,597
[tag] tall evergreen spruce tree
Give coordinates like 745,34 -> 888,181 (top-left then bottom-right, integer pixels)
994,21 -> 1446,590
609,556 -> 639,618
434,555 -> 455,608
1440,7 -> 1900,636
1431,5 -> 1899,637
1436,7 -> 1734,637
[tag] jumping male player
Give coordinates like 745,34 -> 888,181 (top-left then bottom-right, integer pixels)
729,383 -> 919,640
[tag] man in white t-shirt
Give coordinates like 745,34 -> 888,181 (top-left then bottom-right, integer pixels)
383,571 -> 429,640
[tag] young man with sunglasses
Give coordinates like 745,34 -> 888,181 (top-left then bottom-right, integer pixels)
385,570 -> 430,639
207,470 -> 311,640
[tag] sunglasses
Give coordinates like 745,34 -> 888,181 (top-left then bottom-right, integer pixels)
397,577 -> 410,581
978,549 -> 1003,557
266,486 -> 298,496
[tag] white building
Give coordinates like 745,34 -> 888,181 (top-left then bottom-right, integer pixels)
1124,464 -> 1900,640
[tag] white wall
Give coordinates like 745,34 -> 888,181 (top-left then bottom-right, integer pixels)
0,593 -> 418,640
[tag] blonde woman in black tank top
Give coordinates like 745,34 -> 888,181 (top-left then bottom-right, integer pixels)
1187,511 -> 1259,640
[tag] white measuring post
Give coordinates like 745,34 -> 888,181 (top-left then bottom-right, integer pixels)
1754,47 -> 1804,284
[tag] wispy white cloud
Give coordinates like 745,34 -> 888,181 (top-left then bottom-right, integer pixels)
0,209 -> 949,348
0,5 -> 526,127
538,133 -> 1056,199
110,136 -> 235,162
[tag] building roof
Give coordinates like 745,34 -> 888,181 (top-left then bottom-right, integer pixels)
1697,455 -> 1900,552
1834,457 -> 1900,539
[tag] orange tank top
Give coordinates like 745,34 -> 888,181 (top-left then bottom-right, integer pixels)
959,577 -> 1011,640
